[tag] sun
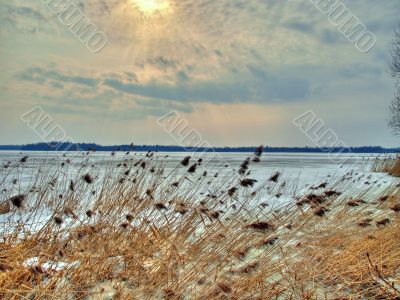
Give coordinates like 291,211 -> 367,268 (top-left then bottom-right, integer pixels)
132,0 -> 171,14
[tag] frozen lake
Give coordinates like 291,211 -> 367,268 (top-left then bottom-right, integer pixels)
0,150 -> 396,234
0,150 -> 394,199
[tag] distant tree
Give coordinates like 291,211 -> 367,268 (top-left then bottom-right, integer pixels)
389,89 -> 400,135
389,24 -> 400,136
390,25 -> 400,79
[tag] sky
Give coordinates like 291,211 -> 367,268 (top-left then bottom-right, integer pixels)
0,0 -> 399,147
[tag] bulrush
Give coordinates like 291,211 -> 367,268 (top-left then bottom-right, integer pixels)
390,203 -> 400,212
69,180 -> 75,192
210,211 -> 220,219
259,236 -> 278,246
235,247 -> 250,258
175,203 -> 188,215
126,214 -> 134,222
54,216 -> 63,225
20,156 -> 28,163
269,172 -> 280,183
246,221 -> 274,231
324,190 -> 342,197
227,187 -> 237,197
376,218 -> 390,227
86,210 -> 94,218
311,182 -> 327,190
49,178 -> 57,188
155,203 -> 167,210
358,218 -> 373,227
181,156 -> 191,167
314,206 -> 328,217
239,158 -> 250,175
379,195 -> 389,202
240,178 -> 257,188
239,261 -> 260,274
296,194 -> 325,207
9,194 -> 26,209
120,222 -> 129,229
163,288 -> 176,299
83,174 -> 93,184
253,145 -> 263,163
216,282 -> 232,294
346,199 -> 366,207
64,207 -> 77,219
198,205 -> 209,214
146,189 -> 153,198
187,164 -> 197,173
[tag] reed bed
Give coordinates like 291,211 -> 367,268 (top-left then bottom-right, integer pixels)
372,155 -> 400,177
0,149 -> 399,299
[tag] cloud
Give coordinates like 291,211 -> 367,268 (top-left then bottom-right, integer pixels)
284,21 -> 315,34
1,0 -> 400,146
18,67 -> 99,87
18,62 -> 311,107
103,69 -> 310,104
15,6 -> 45,20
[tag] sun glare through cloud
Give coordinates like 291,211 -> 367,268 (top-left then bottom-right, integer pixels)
131,0 -> 171,14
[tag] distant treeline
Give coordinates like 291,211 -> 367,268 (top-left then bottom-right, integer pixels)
0,142 -> 398,153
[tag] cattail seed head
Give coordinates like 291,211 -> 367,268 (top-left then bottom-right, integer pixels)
376,218 -> 390,227
227,187 -> 237,197
358,219 -> 372,227
83,174 -> 93,184
155,203 -> 167,210
20,156 -> 29,163
54,216 -> 63,225
390,204 -> 400,212
188,164 -> 197,173
9,194 -> 26,209
126,214 -> 134,222
181,156 -> 191,166
314,206 -> 328,217
245,221 -> 274,231
69,180 -> 75,192
269,172 -> 280,183
240,178 -> 257,188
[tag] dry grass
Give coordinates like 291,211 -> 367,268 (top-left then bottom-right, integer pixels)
372,155 -> 400,177
0,150 -> 399,299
